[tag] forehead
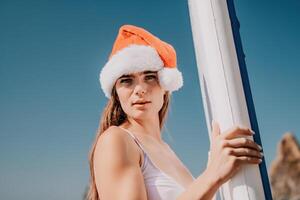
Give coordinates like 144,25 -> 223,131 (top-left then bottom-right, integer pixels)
118,70 -> 157,79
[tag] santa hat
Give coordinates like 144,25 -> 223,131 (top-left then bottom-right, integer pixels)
99,24 -> 183,99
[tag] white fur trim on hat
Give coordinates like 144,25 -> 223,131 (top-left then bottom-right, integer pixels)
99,44 -> 183,98
158,67 -> 183,92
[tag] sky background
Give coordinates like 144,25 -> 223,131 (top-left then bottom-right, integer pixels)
0,0 -> 299,199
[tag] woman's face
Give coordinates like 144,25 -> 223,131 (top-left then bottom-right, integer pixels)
115,70 -> 166,120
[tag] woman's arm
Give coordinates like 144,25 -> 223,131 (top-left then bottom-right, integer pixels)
177,121 -> 263,200
93,126 -> 148,200
176,168 -> 220,200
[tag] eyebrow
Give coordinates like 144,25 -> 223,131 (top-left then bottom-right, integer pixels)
118,71 -> 157,79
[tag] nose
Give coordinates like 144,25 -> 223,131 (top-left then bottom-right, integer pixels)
134,82 -> 147,96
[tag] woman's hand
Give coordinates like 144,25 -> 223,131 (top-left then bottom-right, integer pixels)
205,120 -> 263,186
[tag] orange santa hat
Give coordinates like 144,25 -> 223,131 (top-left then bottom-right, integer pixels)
99,24 -> 183,98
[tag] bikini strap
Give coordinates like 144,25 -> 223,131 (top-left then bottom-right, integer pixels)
119,127 -> 146,153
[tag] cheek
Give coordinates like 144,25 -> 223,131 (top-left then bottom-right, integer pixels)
159,94 -> 165,108
152,90 -> 165,111
116,89 -> 132,112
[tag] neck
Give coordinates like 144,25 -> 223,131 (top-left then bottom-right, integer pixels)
122,115 -> 163,144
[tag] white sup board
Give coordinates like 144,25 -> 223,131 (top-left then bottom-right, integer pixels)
187,0 -> 273,199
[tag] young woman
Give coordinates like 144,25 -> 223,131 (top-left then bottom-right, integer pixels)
86,24 -> 263,200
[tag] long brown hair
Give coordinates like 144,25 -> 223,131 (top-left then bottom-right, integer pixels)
85,84 -> 171,200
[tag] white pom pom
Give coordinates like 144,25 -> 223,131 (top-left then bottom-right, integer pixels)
158,67 -> 183,92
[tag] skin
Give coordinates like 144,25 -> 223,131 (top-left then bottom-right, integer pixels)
93,70 -> 264,200
115,70 -> 195,187
115,70 -> 165,145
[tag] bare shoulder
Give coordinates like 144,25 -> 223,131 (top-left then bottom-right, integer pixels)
94,125 -> 137,163
95,125 -> 126,152
94,125 -> 142,169
93,125 -> 147,199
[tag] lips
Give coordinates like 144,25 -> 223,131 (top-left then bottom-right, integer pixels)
132,101 -> 151,105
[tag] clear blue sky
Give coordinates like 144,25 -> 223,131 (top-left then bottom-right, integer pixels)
0,0 -> 299,199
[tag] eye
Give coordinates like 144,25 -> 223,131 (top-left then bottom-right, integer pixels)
120,78 -> 132,84
145,75 -> 157,81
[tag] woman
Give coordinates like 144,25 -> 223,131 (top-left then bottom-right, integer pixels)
86,24 -> 263,200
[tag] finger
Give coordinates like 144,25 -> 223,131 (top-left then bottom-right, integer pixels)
235,156 -> 262,165
228,147 -> 263,159
221,125 -> 254,140
225,137 -> 262,151
211,120 -> 220,139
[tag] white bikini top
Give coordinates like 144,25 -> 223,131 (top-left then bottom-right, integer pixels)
119,127 -> 192,200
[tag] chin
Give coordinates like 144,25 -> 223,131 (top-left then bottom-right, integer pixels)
131,110 -> 155,120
